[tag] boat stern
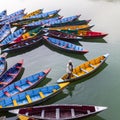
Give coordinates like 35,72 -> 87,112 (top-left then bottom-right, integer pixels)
57,78 -> 64,83
95,106 -> 108,112
9,109 -> 19,114
103,53 -> 109,58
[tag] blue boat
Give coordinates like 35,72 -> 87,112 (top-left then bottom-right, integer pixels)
0,23 -> 11,42
0,28 -> 25,47
0,59 -> 24,90
24,17 -> 61,28
0,53 -> 8,76
0,10 -> 7,20
1,9 -> 25,21
0,68 -> 51,100
0,14 -> 25,25
45,15 -> 80,27
43,36 -> 88,53
0,82 -> 69,111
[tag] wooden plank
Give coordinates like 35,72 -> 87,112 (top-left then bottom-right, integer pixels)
41,110 -> 45,118
53,89 -> 57,93
80,68 -> 88,73
39,92 -> 45,98
26,80 -> 33,85
71,108 -> 75,117
56,108 -> 60,119
13,100 -> 18,106
0,82 -> 8,85
26,95 -> 32,103
4,91 -> 11,97
72,73 -> 79,77
15,86 -> 23,92
89,64 -> 96,69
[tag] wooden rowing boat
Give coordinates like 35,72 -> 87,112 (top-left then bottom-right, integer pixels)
0,9 -> 25,21
23,9 -> 43,19
13,9 -> 60,27
9,27 -> 43,45
57,53 -> 109,83
9,104 -> 107,120
0,14 -> 25,26
0,10 -> 7,20
0,82 -> 69,111
2,35 -> 43,53
48,24 -> 94,31
0,23 -> 11,42
0,53 -> 8,76
46,30 -> 82,40
24,17 -> 61,28
0,28 -> 25,47
0,59 -> 24,90
43,36 -> 88,53
0,68 -> 51,100
49,19 -> 91,27
45,15 -> 80,27
26,9 -> 60,20
62,30 -> 108,39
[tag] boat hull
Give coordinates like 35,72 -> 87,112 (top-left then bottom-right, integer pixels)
9,104 -> 107,120
57,53 -> 109,83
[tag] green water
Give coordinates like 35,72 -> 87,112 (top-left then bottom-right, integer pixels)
0,0 -> 120,120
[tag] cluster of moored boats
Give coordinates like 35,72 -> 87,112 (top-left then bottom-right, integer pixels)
0,8 -> 109,120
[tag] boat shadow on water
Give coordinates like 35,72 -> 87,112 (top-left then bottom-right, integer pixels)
84,115 -> 106,120
14,67 -> 25,82
43,40 -> 88,61
2,41 -> 43,58
37,77 -> 52,88
80,38 -> 107,43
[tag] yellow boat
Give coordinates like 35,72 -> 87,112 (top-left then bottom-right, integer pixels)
57,53 -> 109,83
23,9 -> 43,19
49,24 -> 93,31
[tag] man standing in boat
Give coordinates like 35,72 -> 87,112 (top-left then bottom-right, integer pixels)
66,60 -> 73,79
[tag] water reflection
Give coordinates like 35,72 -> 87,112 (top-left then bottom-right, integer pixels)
43,40 -> 88,61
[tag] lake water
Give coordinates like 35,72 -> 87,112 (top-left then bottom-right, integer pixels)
0,0 -> 120,120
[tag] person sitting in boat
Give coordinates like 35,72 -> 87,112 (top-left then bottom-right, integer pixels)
66,60 -> 73,79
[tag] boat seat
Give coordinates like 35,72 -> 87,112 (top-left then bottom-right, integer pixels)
38,76 -> 43,79
87,110 -> 91,114
80,68 -> 88,73
13,99 -> 18,106
41,110 -> 45,118
53,89 -> 57,93
26,95 -> 32,103
15,86 -> 23,92
89,64 -> 96,69
71,108 -> 75,117
16,66 -> 21,69
8,73 -> 17,76
4,91 -> 11,97
26,80 -> 33,85
56,108 -> 60,119
62,44 -> 68,48
72,73 -> 79,77
39,92 -> 45,98
0,81 -> 8,85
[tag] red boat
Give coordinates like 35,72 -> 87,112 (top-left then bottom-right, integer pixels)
9,104 -> 107,120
